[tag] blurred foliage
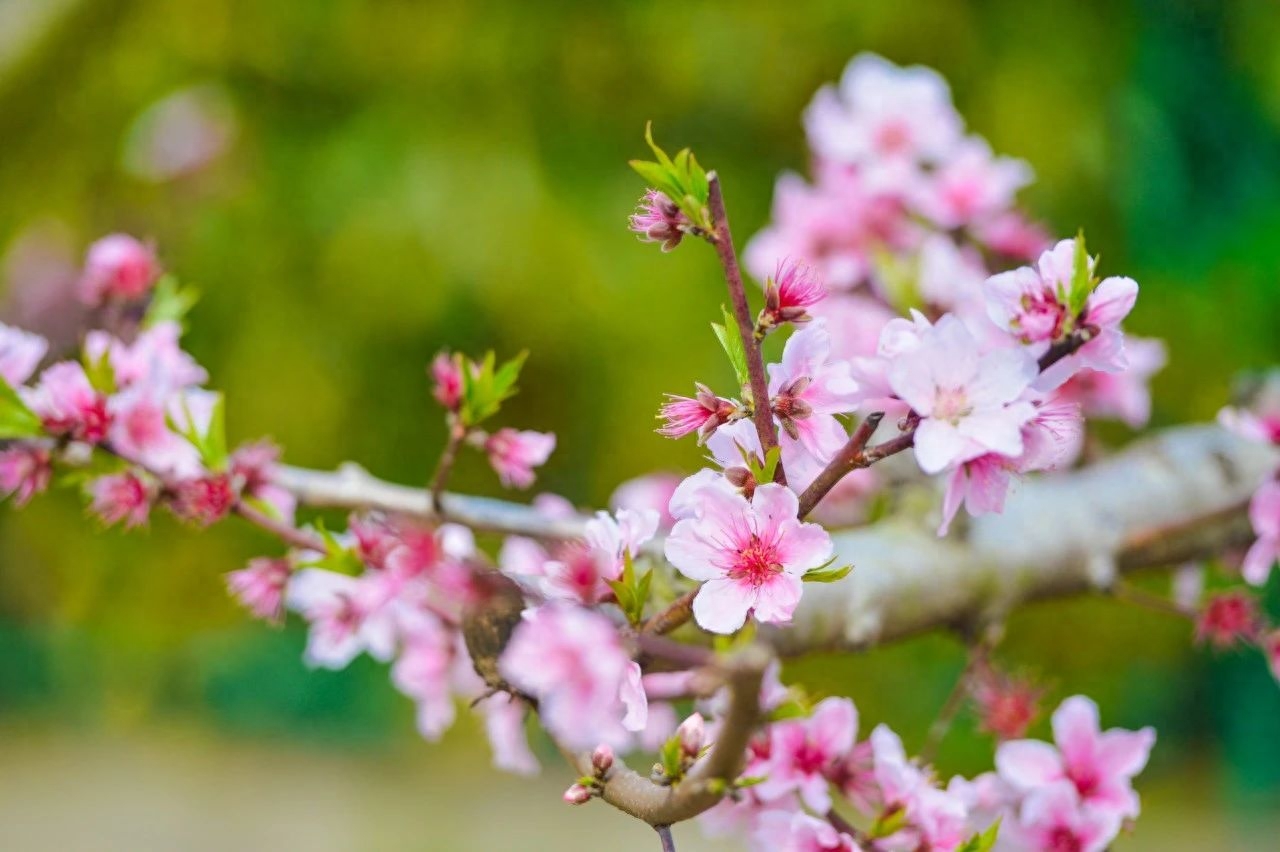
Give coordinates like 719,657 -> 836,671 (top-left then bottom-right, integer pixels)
0,0 -> 1279,831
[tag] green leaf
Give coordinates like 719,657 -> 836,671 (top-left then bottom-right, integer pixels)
83,347 -> 117,396
143,275 -> 200,330
958,819 -> 1001,852
712,306 -> 750,389
168,392 -> 228,470
1066,229 -> 1094,317
0,377 -> 43,439
607,549 -> 651,626
58,450 -> 130,489
297,522 -> 364,574
803,562 -> 854,584
872,806 -> 909,839
659,735 -> 684,781
631,124 -> 713,231
459,350 -> 527,426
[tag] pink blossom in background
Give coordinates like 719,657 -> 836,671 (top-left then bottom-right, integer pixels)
476,692 -> 540,776
974,211 -> 1053,261
810,292 -> 896,363
391,611 -> 458,740
665,482 -> 833,633
0,322 -> 47,386
286,568 -> 400,669
170,472 -> 236,526
0,445 -> 52,505
498,604 -> 646,750
1194,592 -> 1261,648
888,315 -> 1038,474
970,668 -> 1043,742
913,137 -> 1032,230
121,84 -> 238,183
1243,481 -> 1280,586
767,319 -> 860,462
24,361 -> 112,444
1056,336 -> 1167,429
756,697 -> 858,812
1218,376 -> 1280,445
629,189 -> 690,252
996,695 -> 1155,822
1004,781 -> 1122,852
78,234 -> 161,305
914,234 -> 989,313
584,507 -> 659,575
484,428 -> 555,489
226,557 -> 291,623
431,352 -> 463,410
753,811 -> 861,852
87,471 -> 153,529
230,440 -> 297,524
609,472 -> 681,529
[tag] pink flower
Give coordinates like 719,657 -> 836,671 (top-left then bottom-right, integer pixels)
1218,380 -> 1280,445
391,612 -> 458,740
913,137 -> 1032,229
1006,782 -> 1123,852
0,322 -> 47,387
0,444 -> 52,505
285,569 -> 400,669
484,428 -> 555,489
1243,481 -> 1280,586
431,352 -> 463,410
610,472 -> 682,529
914,234 -> 989,313
753,812 -> 861,852
888,316 -> 1038,474
805,53 -> 962,169
78,234 -> 161,305
226,557 -> 291,623
25,361 -> 113,444
975,211 -> 1053,262
657,384 -> 738,442
768,319 -> 860,463
584,507 -> 659,577
757,697 -> 858,812
88,472 -> 153,528
630,189 -> 690,252
169,472 -> 236,526
476,692 -> 539,776
984,239 -> 1139,387
1194,592 -> 1261,648
498,604 -> 647,750
98,321 -> 208,394
996,695 -> 1155,821
664,482 -> 833,633
762,258 -> 827,327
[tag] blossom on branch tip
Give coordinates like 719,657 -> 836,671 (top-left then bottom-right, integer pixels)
78,233 -> 161,305
431,352 -> 463,410
226,557 -> 291,623
629,189 -> 691,251
657,385 -> 738,443
0,445 -> 52,506
1243,481 -> 1280,586
664,482 -> 833,633
88,471 -> 154,529
483,428 -> 555,489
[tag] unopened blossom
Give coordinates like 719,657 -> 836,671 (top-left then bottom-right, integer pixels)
169,472 -> 236,526
0,322 -> 47,387
938,399 -> 1082,535
984,238 -> 1139,387
767,319 -> 860,462
1005,781 -> 1123,852
971,666 -> 1043,741
1194,592 -> 1261,649
805,53 -> 962,169
78,233 -> 161,305
498,604 -> 646,750
657,384 -> 738,443
591,744 -> 615,776
286,568 -> 400,669
761,258 -> 827,330
226,557 -> 291,623
757,697 -> 858,812
24,361 -> 113,444
665,481 -> 833,633
996,695 -> 1155,821
630,189 -> 690,251
87,472 -> 153,529
676,712 -> 706,758
0,444 -> 52,505
1243,481 -> 1280,586
563,782 -> 593,805
484,428 -> 555,489
610,472 -> 682,529
753,811 -> 861,852
431,352 -> 463,410
887,315 -> 1038,474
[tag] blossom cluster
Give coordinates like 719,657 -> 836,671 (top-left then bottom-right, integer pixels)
701,691 -> 1153,852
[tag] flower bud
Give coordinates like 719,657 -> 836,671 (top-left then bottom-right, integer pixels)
79,234 -> 161,306
563,782 -> 593,805
591,744 -> 614,776
676,712 -> 705,758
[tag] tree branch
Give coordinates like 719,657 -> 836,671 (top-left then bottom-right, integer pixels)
706,173 -> 783,484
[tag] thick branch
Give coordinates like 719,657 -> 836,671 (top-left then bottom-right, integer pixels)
706,174 -> 783,484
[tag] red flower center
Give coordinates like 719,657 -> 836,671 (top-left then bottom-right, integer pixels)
729,535 -> 783,587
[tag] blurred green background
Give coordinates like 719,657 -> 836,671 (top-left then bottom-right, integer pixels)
0,0 -> 1279,848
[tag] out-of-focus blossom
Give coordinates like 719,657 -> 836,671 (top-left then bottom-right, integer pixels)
87,471 -> 153,528
665,481 -> 833,633
431,352 -> 463,410
286,569 -> 400,669
971,667 -> 1043,741
610,472 -> 682,529
484,428 -> 555,489
24,361 -> 112,444
0,322 -> 46,387
584,507 -> 659,576
1004,781 -> 1122,852
1194,591 -> 1261,649
170,472 -> 236,526
226,557 -> 291,624
756,697 -> 858,812
391,612 -> 458,740
78,234 -> 161,305
914,138 -> 1033,230
630,189 -> 690,252
121,84 -> 238,182
1243,481 -> 1280,586
477,692 -> 540,776
753,811 -> 861,852
1056,336 -> 1167,429
230,440 -> 296,524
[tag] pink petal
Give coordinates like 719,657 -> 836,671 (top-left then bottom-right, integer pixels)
914,418 -> 973,474
750,483 -> 802,533
750,573 -> 804,625
775,521 -> 835,573
691,577 -> 757,634
1242,537 -> 1279,586
1052,695 -> 1102,769
1086,276 -> 1138,328
996,739 -> 1064,789
1097,727 -> 1156,777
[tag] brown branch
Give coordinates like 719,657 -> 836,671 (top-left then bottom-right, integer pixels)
642,589 -> 697,636
427,418 -> 467,513
232,501 -> 325,553
655,825 -> 677,852
797,412 -> 886,517
1037,324 -> 1099,372
706,173 -> 784,485
920,633 -> 994,765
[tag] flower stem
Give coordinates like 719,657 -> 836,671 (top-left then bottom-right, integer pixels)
428,417 -> 467,514
706,173 -> 785,486
654,825 -> 677,852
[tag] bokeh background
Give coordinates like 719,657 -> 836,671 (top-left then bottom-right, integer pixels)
0,0 -> 1278,849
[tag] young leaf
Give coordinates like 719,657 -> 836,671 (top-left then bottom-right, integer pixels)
0,378 -> 43,440
1066,229 -> 1094,317
957,819 -> 1001,852
143,275 -> 200,330
803,562 -> 853,584
712,306 -> 750,389
83,347 -> 117,396
460,350 -> 527,426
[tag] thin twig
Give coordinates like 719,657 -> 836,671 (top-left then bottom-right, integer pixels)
655,825 -> 677,852
797,412 -> 886,517
706,173 -> 784,485
1037,324 -> 1099,372
233,501 -> 325,553
1110,581 -> 1195,620
920,637 -> 992,765
427,418 -> 467,514
642,589 -> 697,635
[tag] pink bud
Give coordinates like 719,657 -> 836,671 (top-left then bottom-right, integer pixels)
763,258 -> 826,326
170,472 -> 236,526
563,782 -> 593,805
657,384 -> 736,443
79,234 -> 161,305
676,712 -> 705,757
591,744 -> 614,776
431,352 -> 463,410
629,189 -> 690,252
970,666 -> 1042,741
